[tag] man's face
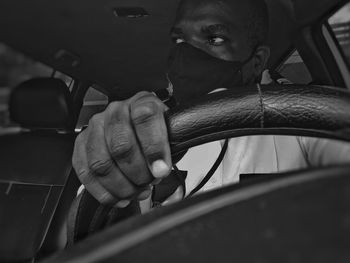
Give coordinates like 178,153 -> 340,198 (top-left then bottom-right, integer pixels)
170,0 -> 254,63
167,0 -> 270,101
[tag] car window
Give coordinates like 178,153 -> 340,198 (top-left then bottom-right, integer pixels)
76,85 -> 109,131
328,2 -> 350,66
277,50 -> 312,84
0,42 -> 72,129
324,1 -> 350,88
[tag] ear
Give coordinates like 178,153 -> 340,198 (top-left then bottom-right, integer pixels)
241,45 -> 270,84
252,45 -> 271,78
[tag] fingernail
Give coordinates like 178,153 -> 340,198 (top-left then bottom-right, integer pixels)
115,200 -> 130,208
151,160 -> 170,178
137,189 -> 152,200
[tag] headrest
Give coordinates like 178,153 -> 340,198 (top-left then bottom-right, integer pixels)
9,78 -> 75,130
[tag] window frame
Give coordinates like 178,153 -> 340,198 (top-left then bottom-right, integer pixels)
324,2 -> 350,86
311,0 -> 350,89
327,21 -> 350,70
323,23 -> 350,88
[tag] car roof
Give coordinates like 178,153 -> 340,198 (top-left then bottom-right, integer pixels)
0,0 -> 345,98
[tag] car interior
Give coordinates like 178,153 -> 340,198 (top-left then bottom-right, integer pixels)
0,0 -> 349,262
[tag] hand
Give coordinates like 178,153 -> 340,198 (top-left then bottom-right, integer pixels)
72,92 -> 172,208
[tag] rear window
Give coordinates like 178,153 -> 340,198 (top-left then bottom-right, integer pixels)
0,42 -> 72,128
278,50 -> 312,84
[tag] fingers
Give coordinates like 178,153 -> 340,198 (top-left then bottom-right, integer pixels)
86,114 -> 137,202
72,91 -> 172,207
104,101 -> 153,187
73,114 -> 138,207
72,130 -> 117,205
129,92 -> 172,179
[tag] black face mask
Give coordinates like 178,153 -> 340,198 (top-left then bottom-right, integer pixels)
167,43 -> 254,104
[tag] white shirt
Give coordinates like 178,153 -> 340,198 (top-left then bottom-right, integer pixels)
139,135 -> 350,211
177,136 -> 350,197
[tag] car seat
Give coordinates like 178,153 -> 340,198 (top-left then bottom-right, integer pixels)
0,78 -> 78,262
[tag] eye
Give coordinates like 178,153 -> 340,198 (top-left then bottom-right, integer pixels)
207,36 -> 227,46
172,37 -> 185,44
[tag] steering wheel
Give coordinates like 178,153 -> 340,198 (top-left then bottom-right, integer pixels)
168,84 -> 350,152
43,84 -> 350,263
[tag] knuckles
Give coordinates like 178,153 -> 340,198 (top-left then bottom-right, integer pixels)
131,101 -> 161,125
105,101 -> 123,115
73,92 -> 167,189
88,158 -> 114,176
131,91 -> 156,102
109,135 -> 135,161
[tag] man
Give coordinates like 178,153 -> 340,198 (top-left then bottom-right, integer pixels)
72,0 -> 350,209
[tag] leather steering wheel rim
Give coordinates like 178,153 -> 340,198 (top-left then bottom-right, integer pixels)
168,84 -> 350,155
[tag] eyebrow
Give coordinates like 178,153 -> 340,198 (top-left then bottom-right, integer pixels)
201,24 -> 230,35
169,23 -> 230,36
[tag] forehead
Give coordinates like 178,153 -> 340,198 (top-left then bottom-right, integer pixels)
174,0 -> 246,28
